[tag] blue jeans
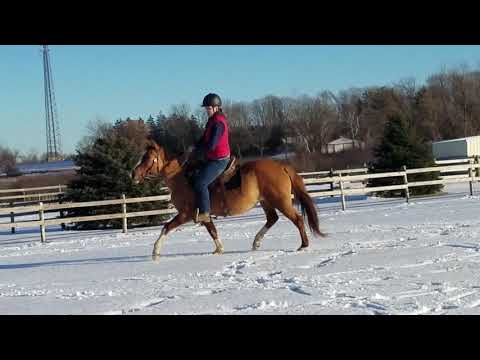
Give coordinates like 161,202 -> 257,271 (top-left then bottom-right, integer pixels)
192,158 -> 230,213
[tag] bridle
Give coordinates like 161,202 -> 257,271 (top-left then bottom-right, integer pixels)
143,151 -> 162,180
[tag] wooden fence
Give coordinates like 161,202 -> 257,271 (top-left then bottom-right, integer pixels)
0,185 -> 67,205
0,194 -> 176,242
303,161 -> 480,210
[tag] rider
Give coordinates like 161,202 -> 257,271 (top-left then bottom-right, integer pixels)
191,93 -> 231,223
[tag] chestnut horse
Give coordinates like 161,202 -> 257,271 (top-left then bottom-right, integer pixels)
132,141 -> 326,261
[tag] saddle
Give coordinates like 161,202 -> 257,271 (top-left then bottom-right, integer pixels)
211,156 -> 239,187
185,156 -> 241,217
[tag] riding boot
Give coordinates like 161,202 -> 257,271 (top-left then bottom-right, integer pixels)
194,208 -> 211,223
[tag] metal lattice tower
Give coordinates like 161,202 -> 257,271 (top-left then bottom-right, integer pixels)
42,45 -> 62,161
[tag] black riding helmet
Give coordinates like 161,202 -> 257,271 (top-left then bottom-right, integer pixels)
202,93 -> 222,107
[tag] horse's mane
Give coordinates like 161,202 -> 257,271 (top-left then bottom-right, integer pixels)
147,143 -> 182,164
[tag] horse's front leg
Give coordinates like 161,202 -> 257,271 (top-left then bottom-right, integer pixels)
152,212 -> 189,261
203,221 -> 224,255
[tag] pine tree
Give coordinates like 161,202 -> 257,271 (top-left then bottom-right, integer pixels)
368,113 -> 442,196
65,122 -> 170,230
146,115 -> 156,135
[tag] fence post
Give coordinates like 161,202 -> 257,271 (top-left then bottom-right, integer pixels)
469,160 -> 474,196
339,174 -> 346,211
122,194 -> 128,234
10,201 -> 15,234
402,165 -> 410,203
362,163 -> 368,185
39,202 -> 46,243
59,194 -> 66,230
329,168 -> 334,197
475,156 -> 480,179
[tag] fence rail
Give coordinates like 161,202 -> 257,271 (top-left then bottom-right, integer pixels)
0,185 -> 67,194
299,168 -> 368,179
2,160 -> 480,243
0,185 -> 67,205
0,193 -> 176,242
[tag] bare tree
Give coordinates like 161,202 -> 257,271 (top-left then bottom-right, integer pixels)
450,64 -> 476,136
169,103 -> 191,120
193,106 -> 208,128
222,100 -> 253,158
225,101 -> 251,130
77,117 -> 113,151
114,118 -> 151,153
286,93 -> 336,154
425,65 -> 480,139
331,88 -> 364,145
249,98 -> 271,156
416,86 -> 443,141
18,148 -> 40,163
0,145 -> 19,174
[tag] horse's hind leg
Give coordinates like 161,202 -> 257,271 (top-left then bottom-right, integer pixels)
252,201 -> 279,251
276,199 -> 309,251
203,221 -> 224,255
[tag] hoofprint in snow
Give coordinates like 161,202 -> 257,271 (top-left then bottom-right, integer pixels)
2,183 -> 480,314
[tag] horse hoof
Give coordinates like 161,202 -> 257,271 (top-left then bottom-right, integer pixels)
297,246 -> 308,252
152,254 -> 161,262
252,245 -> 260,251
213,248 -> 224,255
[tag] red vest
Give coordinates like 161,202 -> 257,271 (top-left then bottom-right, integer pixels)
203,112 -> 230,160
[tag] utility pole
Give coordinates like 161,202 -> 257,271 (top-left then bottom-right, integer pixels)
42,45 -> 62,161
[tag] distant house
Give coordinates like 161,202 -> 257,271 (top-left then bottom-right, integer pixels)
283,135 -> 365,154
322,137 -> 364,154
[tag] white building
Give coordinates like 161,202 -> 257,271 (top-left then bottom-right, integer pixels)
432,136 -> 480,160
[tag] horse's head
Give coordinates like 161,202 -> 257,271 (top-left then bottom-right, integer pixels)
131,140 -> 168,184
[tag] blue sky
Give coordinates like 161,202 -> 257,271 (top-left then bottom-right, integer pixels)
2,45 -> 480,155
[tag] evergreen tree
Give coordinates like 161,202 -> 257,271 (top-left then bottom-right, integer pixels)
65,121 -> 170,230
150,114 -> 202,157
368,113 -> 442,196
146,115 -> 156,134
155,112 -> 167,127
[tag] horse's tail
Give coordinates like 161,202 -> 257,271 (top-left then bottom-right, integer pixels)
284,166 -> 326,238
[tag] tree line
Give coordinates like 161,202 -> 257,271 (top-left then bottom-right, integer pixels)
137,64 -> 480,163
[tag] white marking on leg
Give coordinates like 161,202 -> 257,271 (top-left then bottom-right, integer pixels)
253,225 -> 269,250
213,237 -> 224,254
152,228 -> 167,256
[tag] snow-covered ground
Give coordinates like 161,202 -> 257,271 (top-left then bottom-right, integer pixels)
2,183 -> 480,315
